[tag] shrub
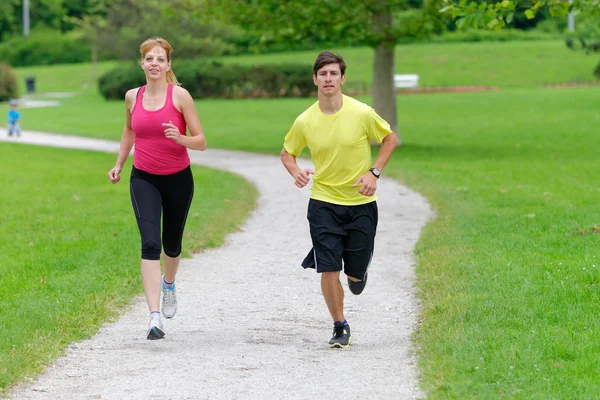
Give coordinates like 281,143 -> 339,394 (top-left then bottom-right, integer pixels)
97,64 -> 146,100
564,14 -> 600,80
0,29 -> 90,67
428,28 -> 560,43
0,64 -> 18,102
98,62 -> 315,100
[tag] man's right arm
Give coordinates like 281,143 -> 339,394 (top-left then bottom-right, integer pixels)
281,148 -> 313,188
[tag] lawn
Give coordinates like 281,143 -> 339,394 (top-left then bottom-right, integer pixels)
215,40 -> 597,88
13,61 -> 119,93
4,39 -> 600,397
0,144 -> 257,391
386,87 -> 600,397
10,40 -> 598,97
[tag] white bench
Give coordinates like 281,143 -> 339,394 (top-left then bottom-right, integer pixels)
394,74 -> 419,89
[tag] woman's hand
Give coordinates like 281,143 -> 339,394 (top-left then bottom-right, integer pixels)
108,166 -> 122,184
163,120 -> 183,145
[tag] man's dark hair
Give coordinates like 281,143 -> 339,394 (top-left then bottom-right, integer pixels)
313,51 -> 346,76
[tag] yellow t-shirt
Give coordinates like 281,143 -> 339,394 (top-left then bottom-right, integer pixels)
283,95 -> 392,206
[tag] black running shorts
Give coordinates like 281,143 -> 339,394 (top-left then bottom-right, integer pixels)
301,199 -> 378,280
130,165 -> 194,260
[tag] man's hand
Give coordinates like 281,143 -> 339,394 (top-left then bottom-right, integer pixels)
353,173 -> 377,197
294,169 -> 314,188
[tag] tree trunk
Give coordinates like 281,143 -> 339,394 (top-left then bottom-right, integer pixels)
371,9 -> 400,144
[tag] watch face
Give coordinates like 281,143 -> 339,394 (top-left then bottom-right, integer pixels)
370,168 -> 380,177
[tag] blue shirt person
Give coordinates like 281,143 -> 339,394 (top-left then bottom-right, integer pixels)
7,100 -> 21,137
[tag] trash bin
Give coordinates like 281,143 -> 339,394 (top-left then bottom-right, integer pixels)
25,77 -> 35,93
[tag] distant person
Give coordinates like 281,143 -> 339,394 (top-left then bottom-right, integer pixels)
281,51 -> 398,348
7,99 -> 21,137
107,37 -> 207,340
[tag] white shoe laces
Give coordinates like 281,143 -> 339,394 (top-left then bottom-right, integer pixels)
163,289 -> 176,307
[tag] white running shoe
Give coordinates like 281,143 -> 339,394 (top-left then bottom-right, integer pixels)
146,313 -> 165,340
161,276 -> 177,319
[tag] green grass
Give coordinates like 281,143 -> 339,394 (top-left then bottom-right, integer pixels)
13,85 -> 600,397
384,88 -> 600,398
4,39 -> 600,397
13,61 -> 119,93
215,40 -> 597,88
0,144 -> 257,392
10,40 -> 598,100
6,39 -> 597,142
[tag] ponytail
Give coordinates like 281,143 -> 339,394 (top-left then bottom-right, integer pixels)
167,70 -> 180,86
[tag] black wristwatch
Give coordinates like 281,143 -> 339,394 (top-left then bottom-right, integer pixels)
369,167 -> 381,179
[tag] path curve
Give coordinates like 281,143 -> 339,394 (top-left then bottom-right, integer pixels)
2,131 -> 432,400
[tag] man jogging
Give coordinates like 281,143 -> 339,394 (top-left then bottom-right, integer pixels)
281,51 -> 398,348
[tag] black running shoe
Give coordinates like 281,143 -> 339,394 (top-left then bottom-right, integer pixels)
328,321 -> 352,348
348,273 -> 368,295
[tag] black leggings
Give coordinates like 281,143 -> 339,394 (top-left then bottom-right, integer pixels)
130,165 -> 194,260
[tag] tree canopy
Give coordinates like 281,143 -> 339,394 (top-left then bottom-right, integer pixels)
199,0 -> 431,50
440,0 -> 600,30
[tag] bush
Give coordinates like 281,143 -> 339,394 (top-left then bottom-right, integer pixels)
429,28 -> 560,43
564,13 -> 600,80
535,18 -> 568,34
98,62 -> 315,100
0,64 -> 18,102
0,29 -> 90,67
98,64 -> 146,100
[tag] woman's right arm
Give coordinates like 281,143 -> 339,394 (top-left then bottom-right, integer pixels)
108,89 -> 137,184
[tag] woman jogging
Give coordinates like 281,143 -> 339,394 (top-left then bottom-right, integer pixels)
107,37 -> 207,340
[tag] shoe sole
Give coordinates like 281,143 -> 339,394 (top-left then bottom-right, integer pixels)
328,337 -> 352,349
146,326 -> 165,340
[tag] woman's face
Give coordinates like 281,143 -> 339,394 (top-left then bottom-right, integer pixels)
141,46 -> 170,81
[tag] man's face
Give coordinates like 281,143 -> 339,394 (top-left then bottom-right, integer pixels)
313,63 -> 345,96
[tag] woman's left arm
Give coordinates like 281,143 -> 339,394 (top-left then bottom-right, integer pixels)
169,87 -> 207,151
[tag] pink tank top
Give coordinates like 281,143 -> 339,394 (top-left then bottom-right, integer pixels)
131,84 -> 190,175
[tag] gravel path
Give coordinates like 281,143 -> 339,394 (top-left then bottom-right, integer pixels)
2,131 -> 432,400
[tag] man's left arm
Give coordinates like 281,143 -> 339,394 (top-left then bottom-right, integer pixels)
354,132 -> 399,197
372,132 -> 399,173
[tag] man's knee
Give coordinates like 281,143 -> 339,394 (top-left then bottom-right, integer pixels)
321,271 -> 341,281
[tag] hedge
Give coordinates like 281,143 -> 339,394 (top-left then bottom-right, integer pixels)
0,64 -> 18,102
0,30 -> 90,67
98,61 -> 315,100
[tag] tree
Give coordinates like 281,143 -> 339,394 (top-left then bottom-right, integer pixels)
565,13 -> 600,78
0,0 -> 66,41
0,0 -> 21,42
64,0 -> 108,83
440,0 -> 600,79
87,0 -> 240,61
439,0 -> 600,30
197,0 -> 436,143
